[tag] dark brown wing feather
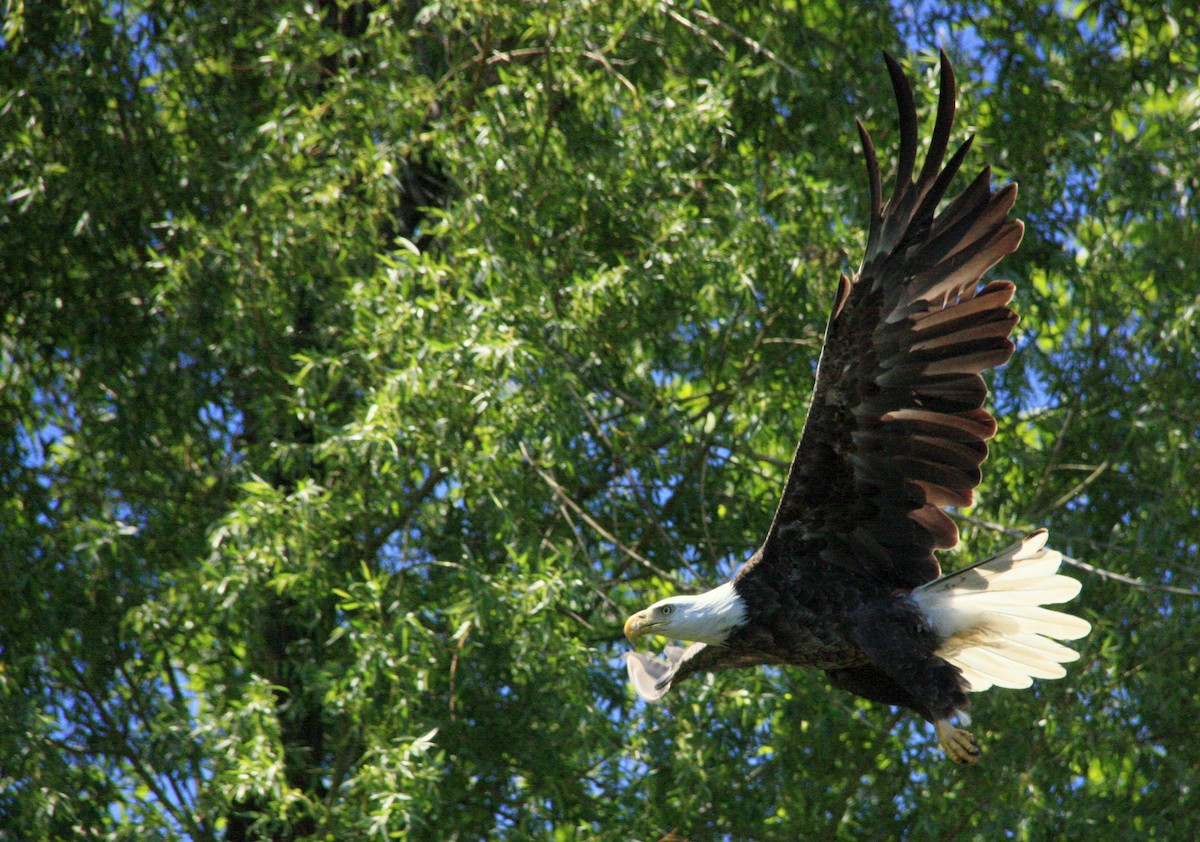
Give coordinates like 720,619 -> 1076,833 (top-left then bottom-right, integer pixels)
745,51 -> 1023,590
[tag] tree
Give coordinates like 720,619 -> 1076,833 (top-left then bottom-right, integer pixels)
2,0 -> 1198,838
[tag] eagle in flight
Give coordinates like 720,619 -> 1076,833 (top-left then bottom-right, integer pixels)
622,52 -> 1091,764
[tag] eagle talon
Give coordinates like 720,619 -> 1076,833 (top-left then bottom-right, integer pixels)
935,719 -> 980,765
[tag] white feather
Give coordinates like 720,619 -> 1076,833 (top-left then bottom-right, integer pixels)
641,581 -> 748,646
912,530 -> 1091,693
953,647 -> 1035,689
972,606 -> 1092,640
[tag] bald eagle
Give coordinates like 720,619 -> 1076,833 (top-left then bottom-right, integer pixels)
622,52 -> 1091,764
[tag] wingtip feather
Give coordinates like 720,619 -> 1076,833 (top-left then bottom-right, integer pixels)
623,650 -> 674,702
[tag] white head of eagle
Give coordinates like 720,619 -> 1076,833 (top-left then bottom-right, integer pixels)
624,581 -> 747,646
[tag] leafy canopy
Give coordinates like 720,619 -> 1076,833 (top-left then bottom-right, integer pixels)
2,0 -> 1198,839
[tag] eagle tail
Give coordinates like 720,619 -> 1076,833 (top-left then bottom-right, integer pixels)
912,530 -> 1091,692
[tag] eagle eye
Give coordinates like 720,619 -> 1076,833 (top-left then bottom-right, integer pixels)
660,605 -> 673,615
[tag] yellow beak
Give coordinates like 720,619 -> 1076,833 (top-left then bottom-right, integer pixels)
624,612 -> 648,643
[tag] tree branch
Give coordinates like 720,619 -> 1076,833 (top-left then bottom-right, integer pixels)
519,441 -> 684,585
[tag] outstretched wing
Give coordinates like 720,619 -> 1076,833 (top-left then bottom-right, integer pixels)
623,643 -> 777,701
746,51 -> 1023,590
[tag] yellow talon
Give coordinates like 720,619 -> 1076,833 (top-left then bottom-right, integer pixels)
935,719 -> 980,765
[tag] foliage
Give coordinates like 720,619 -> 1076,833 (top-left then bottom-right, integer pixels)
2,0 -> 1198,839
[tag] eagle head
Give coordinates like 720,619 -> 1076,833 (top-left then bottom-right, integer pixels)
624,581 -> 747,646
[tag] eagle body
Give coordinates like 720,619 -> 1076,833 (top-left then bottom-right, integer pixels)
725,559 -> 904,671
622,53 -> 1091,764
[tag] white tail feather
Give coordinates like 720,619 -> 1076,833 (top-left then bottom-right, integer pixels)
913,530 -> 1091,693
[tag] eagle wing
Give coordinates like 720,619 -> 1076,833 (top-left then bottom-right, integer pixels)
623,643 -> 778,701
745,52 -> 1023,590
